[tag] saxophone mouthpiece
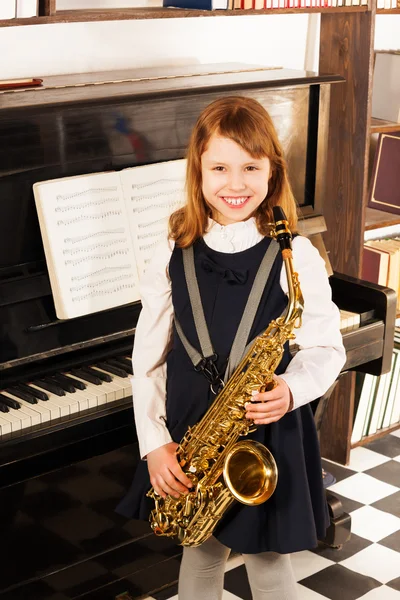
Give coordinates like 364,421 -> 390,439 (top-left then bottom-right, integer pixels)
272,206 -> 292,252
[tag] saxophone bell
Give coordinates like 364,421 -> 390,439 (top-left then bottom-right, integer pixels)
223,440 -> 278,506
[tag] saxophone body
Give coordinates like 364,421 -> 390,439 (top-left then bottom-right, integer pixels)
147,207 -> 304,547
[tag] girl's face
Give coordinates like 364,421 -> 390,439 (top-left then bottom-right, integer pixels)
201,134 -> 271,226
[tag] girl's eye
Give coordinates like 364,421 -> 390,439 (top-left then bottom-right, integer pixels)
213,166 -> 225,172
246,166 -> 258,171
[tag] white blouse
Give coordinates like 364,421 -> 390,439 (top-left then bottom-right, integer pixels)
131,218 -> 346,459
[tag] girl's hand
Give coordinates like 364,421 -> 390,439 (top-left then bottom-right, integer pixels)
245,376 -> 293,425
147,441 -> 193,499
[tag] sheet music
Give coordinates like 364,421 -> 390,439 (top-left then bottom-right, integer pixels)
33,171 -> 139,320
120,160 -> 187,276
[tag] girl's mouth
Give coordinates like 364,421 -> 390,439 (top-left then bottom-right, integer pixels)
220,196 -> 250,208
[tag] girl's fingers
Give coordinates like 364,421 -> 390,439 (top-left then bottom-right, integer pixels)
163,470 -> 190,495
247,399 -> 283,413
247,408 -> 284,424
170,463 -> 193,489
157,477 -> 182,499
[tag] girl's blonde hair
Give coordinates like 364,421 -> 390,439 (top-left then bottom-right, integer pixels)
169,96 -> 298,247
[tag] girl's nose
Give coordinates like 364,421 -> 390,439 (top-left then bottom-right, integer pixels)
228,172 -> 246,191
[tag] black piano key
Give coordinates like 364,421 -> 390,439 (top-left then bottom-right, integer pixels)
48,375 -> 76,393
106,359 -> 130,375
60,374 -> 86,390
0,402 -> 9,413
17,383 -> 47,401
116,356 -> 133,372
82,366 -> 112,383
7,386 -> 39,404
96,361 -> 128,378
0,393 -> 21,410
70,369 -> 102,385
113,358 -> 133,375
32,379 -> 66,397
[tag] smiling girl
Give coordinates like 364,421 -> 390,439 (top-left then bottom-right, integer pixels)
117,96 -> 346,600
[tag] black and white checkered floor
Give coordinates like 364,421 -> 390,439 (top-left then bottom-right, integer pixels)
145,430 -> 400,600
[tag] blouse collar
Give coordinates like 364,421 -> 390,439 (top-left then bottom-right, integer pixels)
204,217 -> 264,253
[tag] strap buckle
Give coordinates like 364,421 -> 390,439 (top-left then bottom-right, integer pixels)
194,354 -> 224,395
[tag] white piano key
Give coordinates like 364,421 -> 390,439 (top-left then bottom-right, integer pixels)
0,416 -> 13,436
53,391 -> 80,415
28,385 -> 64,418
34,391 -> 72,417
85,371 -> 119,401
0,392 -> 41,427
0,409 -> 23,432
92,380 -> 116,402
62,374 -> 106,406
56,377 -> 97,409
14,397 -> 51,423
97,377 -> 124,400
68,390 -> 90,411
92,367 -> 131,398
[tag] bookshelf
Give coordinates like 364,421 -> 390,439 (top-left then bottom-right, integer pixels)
364,207 -> 400,231
316,8 -> 400,463
370,117 -> 400,134
352,422 -> 400,447
0,5 -> 370,27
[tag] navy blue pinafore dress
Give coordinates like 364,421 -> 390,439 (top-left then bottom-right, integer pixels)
117,236 -> 329,554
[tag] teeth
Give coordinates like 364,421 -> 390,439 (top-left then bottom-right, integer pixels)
223,197 -> 248,206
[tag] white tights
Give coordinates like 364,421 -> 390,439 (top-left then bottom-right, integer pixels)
178,536 -> 298,600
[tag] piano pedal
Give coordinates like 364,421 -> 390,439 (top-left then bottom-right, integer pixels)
115,593 -> 134,600
319,491 -> 351,549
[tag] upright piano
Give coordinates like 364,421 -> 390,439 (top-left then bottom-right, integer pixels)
0,65 -> 396,600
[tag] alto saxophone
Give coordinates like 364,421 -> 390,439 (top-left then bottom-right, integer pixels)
147,206 -> 304,547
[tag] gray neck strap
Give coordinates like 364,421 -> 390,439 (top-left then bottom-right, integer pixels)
174,240 -> 279,390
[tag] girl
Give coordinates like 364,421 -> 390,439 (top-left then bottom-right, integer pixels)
117,96 -> 346,600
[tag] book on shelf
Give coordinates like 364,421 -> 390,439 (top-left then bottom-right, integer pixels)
0,0 -> 16,18
33,159 -> 187,321
367,132 -> 400,216
367,370 -> 391,436
163,0 -> 228,8
382,348 -> 400,429
16,0 -> 38,17
0,0 -> 37,18
352,338 -> 400,443
351,374 -> 379,444
362,245 -> 390,287
372,52 -> 400,122
363,239 -> 400,311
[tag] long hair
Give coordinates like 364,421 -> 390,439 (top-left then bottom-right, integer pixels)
169,96 -> 298,247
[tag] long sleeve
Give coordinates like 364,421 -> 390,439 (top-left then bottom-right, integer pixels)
131,237 -> 175,459
278,236 -> 346,409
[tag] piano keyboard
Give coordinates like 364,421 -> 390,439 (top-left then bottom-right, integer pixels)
0,309 -> 373,438
0,356 -> 133,437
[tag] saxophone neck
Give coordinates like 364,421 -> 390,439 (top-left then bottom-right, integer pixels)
270,207 -> 304,329
283,253 -> 304,328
